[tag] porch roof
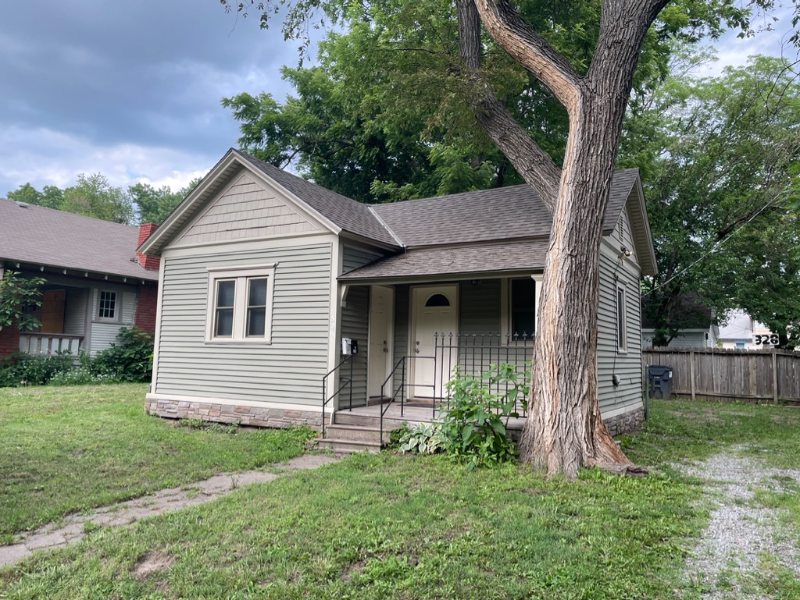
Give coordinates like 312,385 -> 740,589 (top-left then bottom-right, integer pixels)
339,239 -> 548,282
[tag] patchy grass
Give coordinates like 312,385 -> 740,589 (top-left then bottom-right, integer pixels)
0,384 -> 313,543
621,398 -> 800,470
1,397 -> 799,599
0,452 -> 705,599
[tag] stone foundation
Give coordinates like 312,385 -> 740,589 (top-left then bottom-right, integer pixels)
145,398 -> 323,429
603,406 -> 645,436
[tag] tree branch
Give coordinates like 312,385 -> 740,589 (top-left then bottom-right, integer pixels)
456,0 -> 561,211
473,0 -> 582,110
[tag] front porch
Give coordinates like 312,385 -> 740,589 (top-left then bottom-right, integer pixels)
18,285 -> 89,356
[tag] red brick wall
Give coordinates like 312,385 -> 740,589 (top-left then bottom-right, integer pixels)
0,324 -> 20,356
134,283 -> 158,334
136,223 -> 161,271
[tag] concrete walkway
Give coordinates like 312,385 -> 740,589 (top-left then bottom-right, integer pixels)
0,454 -> 339,568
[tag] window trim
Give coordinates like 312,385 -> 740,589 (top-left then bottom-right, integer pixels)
205,265 -> 276,344
96,289 -> 120,323
616,284 -> 627,353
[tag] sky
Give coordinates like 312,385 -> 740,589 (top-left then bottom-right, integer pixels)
0,2 -> 796,197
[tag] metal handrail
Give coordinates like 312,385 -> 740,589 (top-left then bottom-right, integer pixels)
321,357 -> 353,436
379,356 -> 407,446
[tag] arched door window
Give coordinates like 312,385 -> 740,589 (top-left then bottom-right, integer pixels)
425,293 -> 451,307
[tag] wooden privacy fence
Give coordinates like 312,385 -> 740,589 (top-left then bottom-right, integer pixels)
642,348 -> 800,403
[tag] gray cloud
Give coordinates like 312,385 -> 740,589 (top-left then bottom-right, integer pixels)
0,0 -> 300,193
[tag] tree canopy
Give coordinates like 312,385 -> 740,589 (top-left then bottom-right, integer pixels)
6,176 -> 199,225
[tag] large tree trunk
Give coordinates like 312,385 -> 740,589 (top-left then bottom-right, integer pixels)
463,0 -> 668,476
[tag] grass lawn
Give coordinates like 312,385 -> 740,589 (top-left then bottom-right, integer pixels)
1,398 -> 799,599
0,384 -> 313,544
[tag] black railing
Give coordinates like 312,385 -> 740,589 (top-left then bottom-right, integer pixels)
375,332 -> 534,445
432,332 -> 533,418
321,356 -> 354,436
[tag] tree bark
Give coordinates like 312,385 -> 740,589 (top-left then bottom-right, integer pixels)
461,0 -> 669,477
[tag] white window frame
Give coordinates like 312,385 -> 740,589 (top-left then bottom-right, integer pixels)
616,284 -> 627,353
205,265 -> 276,344
96,289 -> 120,323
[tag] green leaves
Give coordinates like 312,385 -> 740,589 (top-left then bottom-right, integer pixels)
0,271 -> 45,332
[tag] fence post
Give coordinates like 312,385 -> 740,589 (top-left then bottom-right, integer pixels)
773,351 -> 778,404
690,351 -> 696,401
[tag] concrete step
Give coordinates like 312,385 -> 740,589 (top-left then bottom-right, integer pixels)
333,411 -> 433,430
316,438 -> 381,453
324,424 -> 390,444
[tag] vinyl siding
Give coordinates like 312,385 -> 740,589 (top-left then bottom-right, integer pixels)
597,246 -> 643,413
340,285 -> 369,407
155,241 -> 332,406
642,329 -> 710,348
174,172 -> 320,246
89,289 -> 137,355
392,285 -> 410,392
458,279 -> 507,377
342,244 -> 385,274
612,205 -> 637,263
63,288 -> 87,335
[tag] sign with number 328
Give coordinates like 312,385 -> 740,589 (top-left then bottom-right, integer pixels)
754,334 -> 779,346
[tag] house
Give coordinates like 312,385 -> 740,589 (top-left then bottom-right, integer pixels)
139,149 -> 657,448
641,293 -> 719,348
717,309 -> 778,349
0,199 -> 160,357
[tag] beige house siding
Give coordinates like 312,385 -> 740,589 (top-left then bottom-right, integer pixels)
154,240 -> 333,406
174,172 -> 320,247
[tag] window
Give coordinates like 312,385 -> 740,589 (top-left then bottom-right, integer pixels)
616,286 -> 627,352
206,265 -> 275,343
98,290 -> 118,321
510,278 -> 536,337
425,293 -> 451,307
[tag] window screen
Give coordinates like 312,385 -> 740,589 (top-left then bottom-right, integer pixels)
214,280 -> 235,337
511,279 -> 536,336
246,278 -> 268,337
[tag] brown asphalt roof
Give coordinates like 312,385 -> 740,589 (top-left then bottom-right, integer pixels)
370,168 -> 640,248
339,239 -> 550,281
0,198 -> 158,280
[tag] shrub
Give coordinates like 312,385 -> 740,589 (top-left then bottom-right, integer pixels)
438,364 -> 528,469
0,351 -> 74,387
91,326 -> 154,383
396,421 -> 446,454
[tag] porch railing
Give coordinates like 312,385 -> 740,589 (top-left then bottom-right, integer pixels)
376,332 -> 534,445
19,333 -> 84,356
320,356 -> 353,436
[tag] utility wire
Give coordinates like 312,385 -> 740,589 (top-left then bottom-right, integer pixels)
642,188 -> 792,297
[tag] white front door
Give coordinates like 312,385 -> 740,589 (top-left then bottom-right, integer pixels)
411,285 -> 458,398
368,286 -> 394,399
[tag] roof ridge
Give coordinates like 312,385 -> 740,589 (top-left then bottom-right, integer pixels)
367,206 -> 405,247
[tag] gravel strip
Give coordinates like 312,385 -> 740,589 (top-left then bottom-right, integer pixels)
681,448 -> 800,599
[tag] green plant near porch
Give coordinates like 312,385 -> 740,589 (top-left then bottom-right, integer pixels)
438,364 -> 528,469
0,272 -> 45,331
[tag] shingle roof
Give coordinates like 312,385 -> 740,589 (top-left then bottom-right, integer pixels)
234,150 -> 399,247
370,168 -> 640,248
0,199 -> 158,280
339,240 -> 550,281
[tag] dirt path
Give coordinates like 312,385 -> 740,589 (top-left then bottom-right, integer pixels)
0,454 -> 339,568
680,449 -> 800,598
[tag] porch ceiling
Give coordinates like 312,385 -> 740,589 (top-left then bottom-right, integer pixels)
339,239 -> 548,282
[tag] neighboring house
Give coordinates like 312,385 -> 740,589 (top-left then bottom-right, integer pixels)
717,309 -> 777,349
641,294 -> 719,348
0,199 -> 160,357
139,149 -> 658,446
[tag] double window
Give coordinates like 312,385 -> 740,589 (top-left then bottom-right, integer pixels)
206,265 -> 276,343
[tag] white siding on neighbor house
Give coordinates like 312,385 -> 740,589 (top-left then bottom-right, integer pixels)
63,288 -> 87,336
174,172 -> 320,247
342,244 -> 385,274
89,289 -> 137,355
340,285 -> 370,407
642,329 -> 710,348
155,241 -> 333,406
597,242 -> 642,414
